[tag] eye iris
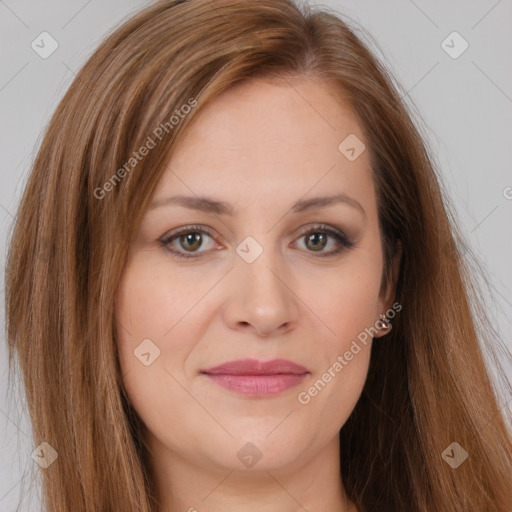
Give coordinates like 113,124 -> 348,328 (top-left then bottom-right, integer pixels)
180,232 -> 202,251
306,232 -> 327,251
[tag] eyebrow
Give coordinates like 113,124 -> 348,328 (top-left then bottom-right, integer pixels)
148,193 -> 366,218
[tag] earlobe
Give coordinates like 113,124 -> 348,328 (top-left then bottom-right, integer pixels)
375,313 -> 393,337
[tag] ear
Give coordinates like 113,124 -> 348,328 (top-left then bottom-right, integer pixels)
373,240 -> 402,339
379,239 -> 402,315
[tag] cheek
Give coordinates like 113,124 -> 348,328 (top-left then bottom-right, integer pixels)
114,257 -> 185,407
114,261 -> 195,447
295,319 -> 372,445
304,252 -> 384,351
114,251 -> 205,363
292,245 -> 382,430
116,255 -> 190,335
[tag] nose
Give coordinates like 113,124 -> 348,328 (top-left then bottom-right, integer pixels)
222,245 -> 300,338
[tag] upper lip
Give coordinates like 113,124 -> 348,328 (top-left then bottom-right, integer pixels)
201,358 -> 309,376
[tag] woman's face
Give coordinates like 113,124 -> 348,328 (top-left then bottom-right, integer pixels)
115,77 -> 396,476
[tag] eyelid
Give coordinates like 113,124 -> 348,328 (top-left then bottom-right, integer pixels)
292,223 -> 354,257
159,224 -> 219,259
159,223 -> 354,259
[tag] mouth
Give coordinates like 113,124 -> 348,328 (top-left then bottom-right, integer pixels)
200,358 -> 310,397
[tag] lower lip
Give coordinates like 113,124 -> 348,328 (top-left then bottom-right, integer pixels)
203,374 -> 308,397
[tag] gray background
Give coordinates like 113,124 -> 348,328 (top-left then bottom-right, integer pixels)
1,0 -> 511,510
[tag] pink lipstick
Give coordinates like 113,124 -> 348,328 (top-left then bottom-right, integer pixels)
200,358 -> 309,397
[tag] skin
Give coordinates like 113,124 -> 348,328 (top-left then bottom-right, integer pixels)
115,76 -> 400,512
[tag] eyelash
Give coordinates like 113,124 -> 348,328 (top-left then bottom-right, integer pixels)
159,223 -> 354,260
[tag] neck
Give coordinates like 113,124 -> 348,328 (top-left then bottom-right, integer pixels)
147,433 -> 357,512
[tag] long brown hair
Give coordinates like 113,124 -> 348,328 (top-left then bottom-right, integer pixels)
5,0 -> 511,510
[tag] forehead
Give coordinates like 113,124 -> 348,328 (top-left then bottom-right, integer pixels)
153,77 -> 375,216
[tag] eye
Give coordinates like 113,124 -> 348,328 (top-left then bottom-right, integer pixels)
292,223 -> 354,257
159,223 -> 354,260
159,225 -> 217,259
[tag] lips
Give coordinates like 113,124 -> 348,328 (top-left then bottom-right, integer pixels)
201,358 -> 309,376
200,358 -> 309,397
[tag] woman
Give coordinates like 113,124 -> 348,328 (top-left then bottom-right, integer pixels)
5,0 -> 511,511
